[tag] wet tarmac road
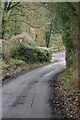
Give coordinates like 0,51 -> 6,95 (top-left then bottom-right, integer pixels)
2,52 -> 66,118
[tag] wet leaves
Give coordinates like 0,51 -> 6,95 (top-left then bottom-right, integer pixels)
49,75 -> 67,118
49,74 -> 80,118
58,75 -> 80,118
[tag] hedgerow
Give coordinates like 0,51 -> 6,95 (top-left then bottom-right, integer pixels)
10,43 -> 52,64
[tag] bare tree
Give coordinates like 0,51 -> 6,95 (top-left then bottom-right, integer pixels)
1,1 -> 20,39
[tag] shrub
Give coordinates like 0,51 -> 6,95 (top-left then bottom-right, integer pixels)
37,47 -> 52,63
9,58 -> 26,66
10,44 -> 52,64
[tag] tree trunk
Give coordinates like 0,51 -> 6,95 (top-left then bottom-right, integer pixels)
77,15 -> 80,89
2,12 -> 5,39
77,2 -> 80,89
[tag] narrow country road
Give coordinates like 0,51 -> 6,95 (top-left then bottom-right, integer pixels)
2,52 -> 66,118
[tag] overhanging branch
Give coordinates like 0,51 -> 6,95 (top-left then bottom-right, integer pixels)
7,2 -> 20,11
26,22 -> 43,28
67,2 -> 79,17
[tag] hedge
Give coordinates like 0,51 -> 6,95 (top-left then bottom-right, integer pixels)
10,44 -> 52,64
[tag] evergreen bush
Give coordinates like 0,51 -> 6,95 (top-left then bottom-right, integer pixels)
10,43 -> 52,64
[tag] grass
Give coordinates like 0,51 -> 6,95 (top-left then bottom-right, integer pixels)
60,65 -> 78,95
58,55 -> 79,118
61,70 -> 71,85
2,58 -> 26,77
2,57 -> 50,80
3,58 -> 26,69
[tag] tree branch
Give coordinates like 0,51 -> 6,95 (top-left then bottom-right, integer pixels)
26,22 -> 43,28
7,2 -> 20,11
67,2 -> 79,17
7,2 -> 12,11
42,4 -> 54,13
25,3 -> 46,11
4,2 -> 8,11
21,20 -> 44,28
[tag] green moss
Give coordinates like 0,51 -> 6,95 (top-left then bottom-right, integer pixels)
61,70 -> 71,85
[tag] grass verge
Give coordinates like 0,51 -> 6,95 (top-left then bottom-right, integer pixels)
2,58 -> 49,81
58,67 -> 79,118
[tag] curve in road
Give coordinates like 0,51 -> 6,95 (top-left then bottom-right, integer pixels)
2,52 -> 66,118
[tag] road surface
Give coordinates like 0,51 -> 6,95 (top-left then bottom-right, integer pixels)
2,52 -> 66,118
